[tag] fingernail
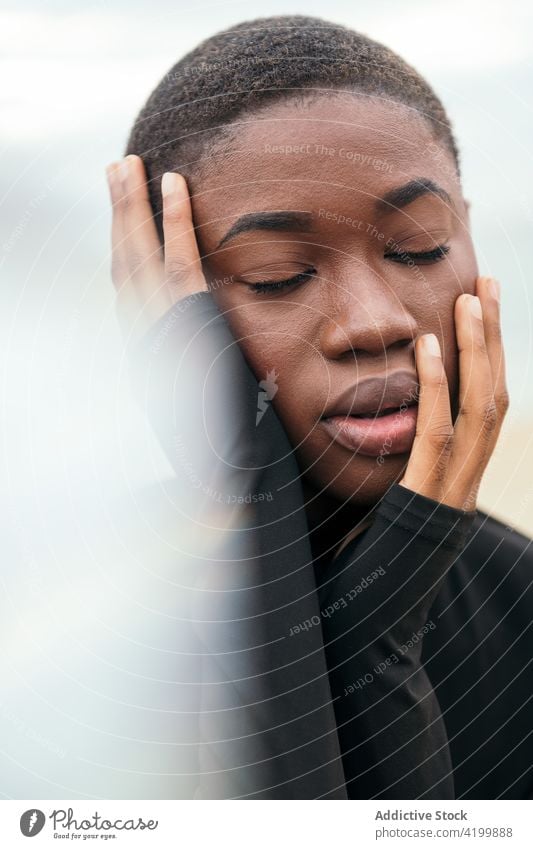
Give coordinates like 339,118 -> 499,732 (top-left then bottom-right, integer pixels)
489,278 -> 500,302
162,172 -> 179,197
468,295 -> 482,318
423,333 -> 441,356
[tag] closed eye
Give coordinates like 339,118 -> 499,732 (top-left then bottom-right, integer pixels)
247,267 -> 316,294
384,244 -> 450,264
243,244 -> 448,294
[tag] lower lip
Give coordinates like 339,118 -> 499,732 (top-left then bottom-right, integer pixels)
322,405 -> 418,457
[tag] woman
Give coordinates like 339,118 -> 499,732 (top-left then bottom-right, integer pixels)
106,16 -> 533,799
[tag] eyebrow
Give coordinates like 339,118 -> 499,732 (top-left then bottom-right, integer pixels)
216,211 -> 314,249
216,178 -> 452,248
375,177 -> 452,214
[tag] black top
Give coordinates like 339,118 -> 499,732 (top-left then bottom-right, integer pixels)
129,290 -> 533,800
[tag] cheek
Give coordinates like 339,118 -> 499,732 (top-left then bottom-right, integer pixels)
210,287 -> 299,379
209,288 -> 322,436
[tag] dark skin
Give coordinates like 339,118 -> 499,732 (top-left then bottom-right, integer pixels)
106,94 -> 508,562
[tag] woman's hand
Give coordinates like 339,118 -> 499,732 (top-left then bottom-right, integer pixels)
399,277 -> 509,511
106,155 -> 208,345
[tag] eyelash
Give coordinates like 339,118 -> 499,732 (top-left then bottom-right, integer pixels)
384,244 -> 450,264
247,244 -> 450,294
249,269 -> 316,294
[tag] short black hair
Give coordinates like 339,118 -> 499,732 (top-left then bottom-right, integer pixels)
125,14 -> 460,243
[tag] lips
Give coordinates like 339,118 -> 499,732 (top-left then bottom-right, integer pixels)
323,370 -> 420,419
322,370 -> 419,457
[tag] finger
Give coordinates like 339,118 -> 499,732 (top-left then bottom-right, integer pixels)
445,293 -> 499,505
476,276 -> 509,420
399,333 -> 454,502
120,154 -> 164,287
106,162 -> 127,289
109,156 -> 173,342
161,172 -> 208,298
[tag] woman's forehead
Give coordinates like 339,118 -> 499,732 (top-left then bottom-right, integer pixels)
191,95 -> 459,215
196,96 -> 447,178
188,102 -> 461,256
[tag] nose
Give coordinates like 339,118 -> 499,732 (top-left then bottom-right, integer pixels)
319,271 -> 418,361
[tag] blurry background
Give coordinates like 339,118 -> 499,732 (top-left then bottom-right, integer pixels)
0,0 -> 532,798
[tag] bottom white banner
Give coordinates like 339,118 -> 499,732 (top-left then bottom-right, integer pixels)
0,799 -> 531,848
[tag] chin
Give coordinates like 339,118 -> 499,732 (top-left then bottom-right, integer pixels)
301,450 -> 410,506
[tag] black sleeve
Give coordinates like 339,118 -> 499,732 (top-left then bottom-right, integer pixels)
127,292 -> 347,799
317,483 -> 477,799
